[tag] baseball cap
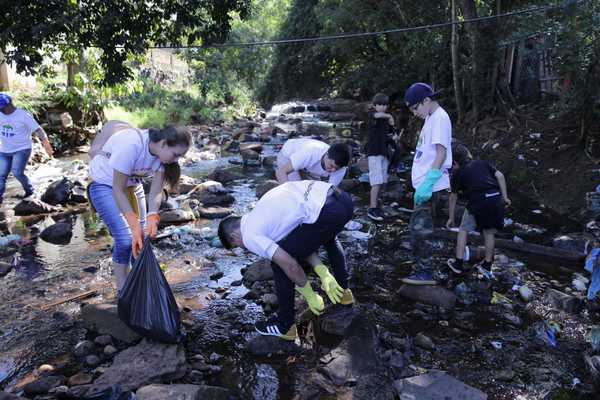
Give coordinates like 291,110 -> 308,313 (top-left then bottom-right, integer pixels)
404,83 -> 440,107
0,93 -> 12,108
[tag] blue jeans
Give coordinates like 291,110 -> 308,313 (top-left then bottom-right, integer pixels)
88,182 -> 146,264
0,148 -> 34,202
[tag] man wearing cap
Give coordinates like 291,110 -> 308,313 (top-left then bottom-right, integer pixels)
402,83 -> 452,285
0,94 -> 54,205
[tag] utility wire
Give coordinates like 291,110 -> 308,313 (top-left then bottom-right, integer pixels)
144,1 -> 580,50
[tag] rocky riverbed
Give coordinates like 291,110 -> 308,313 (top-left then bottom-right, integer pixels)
0,100 -> 599,399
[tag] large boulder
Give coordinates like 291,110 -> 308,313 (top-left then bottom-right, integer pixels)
245,335 -> 299,356
177,175 -> 201,195
81,303 -> 140,343
86,339 -> 187,395
208,168 -> 242,184
23,375 -> 65,396
198,192 -> 235,207
0,262 -> 12,278
243,259 -> 273,283
542,288 -> 582,313
255,180 -> 279,200
136,384 -> 230,400
394,371 -> 487,400
398,285 -> 457,309
198,206 -> 233,219
40,222 -> 73,245
159,209 -> 196,224
0,392 -> 28,400
320,306 -> 359,336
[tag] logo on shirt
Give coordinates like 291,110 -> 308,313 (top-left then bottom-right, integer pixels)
415,150 -> 423,160
0,124 -> 15,138
303,181 -> 315,201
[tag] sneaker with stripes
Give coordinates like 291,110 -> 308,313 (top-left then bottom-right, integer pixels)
255,319 -> 298,341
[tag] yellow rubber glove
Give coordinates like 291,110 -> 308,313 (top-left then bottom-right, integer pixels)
295,281 -> 324,315
124,211 -> 143,258
314,264 -> 344,304
145,212 -> 160,239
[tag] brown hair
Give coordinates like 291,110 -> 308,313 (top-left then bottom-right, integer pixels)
148,125 -> 193,190
372,93 -> 389,105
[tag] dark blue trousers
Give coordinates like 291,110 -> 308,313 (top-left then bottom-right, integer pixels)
272,190 -> 354,330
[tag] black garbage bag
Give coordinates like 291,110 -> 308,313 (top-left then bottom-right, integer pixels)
118,239 -> 182,343
42,177 -> 73,205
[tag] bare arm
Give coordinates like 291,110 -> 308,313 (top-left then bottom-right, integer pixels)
306,252 -> 322,267
431,144 -> 447,170
275,160 -> 294,184
495,170 -> 511,205
147,170 -> 165,214
112,171 -> 135,215
271,247 -> 308,286
33,128 -> 54,156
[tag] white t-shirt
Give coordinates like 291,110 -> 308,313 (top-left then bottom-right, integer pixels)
89,128 -> 163,187
411,107 -> 452,192
0,109 -> 41,153
241,180 -> 332,260
280,138 -> 346,186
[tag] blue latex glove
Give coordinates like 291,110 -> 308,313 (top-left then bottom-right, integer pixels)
414,169 -> 442,206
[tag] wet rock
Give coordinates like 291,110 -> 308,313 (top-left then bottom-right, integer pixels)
338,178 -> 360,192
0,392 -> 28,400
0,262 -> 12,277
198,206 -> 232,219
240,143 -> 263,153
86,339 -> 187,394
394,371 -> 487,400
41,177 -> 73,205
255,180 -> 279,200
40,222 -> 73,245
261,293 -> 278,307
177,175 -> 200,194
245,335 -> 299,356
208,168 -> 242,184
23,375 -> 65,396
14,198 -> 60,215
104,345 -> 118,356
414,333 -> 435,350
320,306 -> 359,336
159,209 -> 195,224
94,335 -> 112,346
542,288 -> 582,313
230,279 -> 243,286
66,384 -> 91,398
73,340 -> 95,357
198,192 -> 234,207
494,369 -> 515,381
38,364 -> 55,375
519,285 -> 533,302
241,148 -> 260,161
86,355 -> 101,366
243,259 -> 273,283
398,285 -> 457,309
320,345 -> 356,385
356,157 -> 369,173
553,234 -> 588,254
81,303 -> 141,343
138,384 -> 230,400
68,372 -> 92,386
262,155 -> 277,167
210,271 -> 224,281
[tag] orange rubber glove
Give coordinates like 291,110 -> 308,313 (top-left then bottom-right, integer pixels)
145,212 -> 160,239
124,211 -> 143,258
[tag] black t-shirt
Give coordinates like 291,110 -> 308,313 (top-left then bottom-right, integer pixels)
367,111 -> 393,157
450,160 -> 500,206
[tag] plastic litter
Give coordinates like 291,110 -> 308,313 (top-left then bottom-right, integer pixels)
503,218 -> 514,226
513,235 -> 525,244
454,282 -> 475,305
533,320 -> 560,347
491,291 -> 512,305
518,285 -> 533,302
585,325 -> 600,351
118,239 -> 182,343
476,265 -> 495,280
573,278 -> 587,292
344,230 -> 371,240
490,341 -> 503,350
0,234 -> 21,248
358,173 -> 370,183
344,220 -> 363,231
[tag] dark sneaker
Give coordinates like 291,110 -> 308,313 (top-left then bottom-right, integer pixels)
339,288 -> 355,305
401,271 -> 438,285
367,207 -> 384,221
255,320 -> 298,341
446,258 -> 464,274
475,262 -> 495,280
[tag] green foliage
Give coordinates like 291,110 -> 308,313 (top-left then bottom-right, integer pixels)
1,0 -> 252,85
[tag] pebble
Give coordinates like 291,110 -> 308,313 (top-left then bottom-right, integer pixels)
518,285 -> 533,302
68,372 -> 92,386
104,345 -> 117,356
73,340 -> 95,357
414,333 -> 435,350
94,335 -> 112,346
38,364 -> 55,374
85,355 -> 101,367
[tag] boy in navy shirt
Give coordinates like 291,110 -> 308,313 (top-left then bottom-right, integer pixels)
446,144 -> 511,275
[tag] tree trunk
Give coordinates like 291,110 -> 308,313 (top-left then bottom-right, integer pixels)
0,49 -> 10,91
451,0 -> 464,121
67,62 -> 78,87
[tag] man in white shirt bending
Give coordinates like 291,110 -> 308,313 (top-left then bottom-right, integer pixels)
218,180 -> 354,341
275,138 -> 350,187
